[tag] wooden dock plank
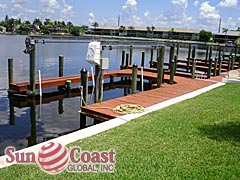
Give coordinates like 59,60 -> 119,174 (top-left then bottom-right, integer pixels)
81,74 -> 219,121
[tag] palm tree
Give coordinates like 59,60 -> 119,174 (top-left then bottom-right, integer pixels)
91,22 -> 99,29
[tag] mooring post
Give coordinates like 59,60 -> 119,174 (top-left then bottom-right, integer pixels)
231,54 -> 235,70
207,46 -> 213,78
81,68 -> 88,106
217,46 -> 222,76
150,46 -> 154,68
228,53 -> 232,71
191,58 -> 196,79
213,57 -> 218,76
110,74 -> 114,89
121,50 -> 125,69
8,58 -> 13,89
187,43 -> 192,69
98,51 -> 104,102
131,64 -> 138,94
58,55 -> 64,90
192,46 -> 196,59
65,80 -> 72,96
9,97 -> 15,125
169,45 -> 175,66
129,46 -> 133,65
169,55 -> 176,84
176,43 -> 180,59
205,45 -> 209,64
125,53 -> 129,68
58,100 -> 64,114
79,86 -> 86,129
157,46 -> 165,88
29,98 -> 37,146
23,37 -> 36,95
141,52 -> 145,67
59,55 -> 64,77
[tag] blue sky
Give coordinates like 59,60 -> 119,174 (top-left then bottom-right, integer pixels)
0,0 -> 239,32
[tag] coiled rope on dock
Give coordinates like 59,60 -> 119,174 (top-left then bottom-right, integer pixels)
113,104 -> 145,114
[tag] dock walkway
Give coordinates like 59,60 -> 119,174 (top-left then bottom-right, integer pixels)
81,75 -> 218,120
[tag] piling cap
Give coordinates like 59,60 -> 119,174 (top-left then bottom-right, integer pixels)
81,68 -> 88,73
133,63 -> 138,67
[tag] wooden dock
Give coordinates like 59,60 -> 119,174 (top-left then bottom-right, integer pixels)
80,75 -> 219,121
9,69 -> 159,93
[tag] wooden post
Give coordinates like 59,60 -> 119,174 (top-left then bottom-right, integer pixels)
29,43 -> 36,95
231,54 -> 235,70
228,53 -> 232,71
110,74 -> 114,89
129,46 -> 133,65
59,55 -> 64,77
131,64 -> 138,94
169,56 -> 176,84
81,68 -> 88,106
205,45 -> 209,64
217,46 -> 222,76
65,80 -> 71,96
141,52 -> 145,67
94,65 -> 99,102
157,46 -> 165,88
98,51 -> 104,102
192,46 -> 196,59
58,100 -> 64,114
121,50 -> 125,69
207,47 -> 213,78
8,58 -> 13,88
150,46 -> 154,68
125,53 -> 129,68
176,43 -> 180,59
191,58 -> 196,79
9,97 -> 15,125
28,98 -> 37,146
169,45 -> 175,65
187,44 -> 191,69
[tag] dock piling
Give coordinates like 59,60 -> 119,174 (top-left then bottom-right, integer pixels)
121,50 -> 125,69
150,46 -> 154,68
131,64 -> 138,94
141,52 -> 145,67
81,68 -> 88,105
187,44 -> 192,69
169,55 -> 176,84
157,46 -> 165,88
129,46 -> 133,65
8,58 -> 13,88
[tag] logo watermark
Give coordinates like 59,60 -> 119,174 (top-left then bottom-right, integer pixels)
4,142 -> 116,175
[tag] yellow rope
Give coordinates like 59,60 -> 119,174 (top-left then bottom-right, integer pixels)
113,104 -> 145,114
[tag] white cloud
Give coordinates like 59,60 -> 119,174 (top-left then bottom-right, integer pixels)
0,3 -> 7,9
156,0 -> 193,28
144,10 -> 150,17
218,0 -> 238,8
194,1 -> 199,7
121,0 -> 144,26
61,0 -> 73,15
198,2 -> 221,31
171,0 -> 188,8
88,12 -> 95,24
40,0 -> 60,14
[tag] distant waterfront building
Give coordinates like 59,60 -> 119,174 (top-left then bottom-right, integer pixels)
0,26 -> 6,33
88,26 -> 200,41
214,30 -> 240,44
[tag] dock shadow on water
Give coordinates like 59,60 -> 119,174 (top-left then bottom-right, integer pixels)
199,122 -> 240,145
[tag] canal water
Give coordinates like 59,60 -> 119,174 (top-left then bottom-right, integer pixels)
0,35 -> 209,155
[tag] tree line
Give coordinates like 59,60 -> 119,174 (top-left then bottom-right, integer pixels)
0,15 -> 88,36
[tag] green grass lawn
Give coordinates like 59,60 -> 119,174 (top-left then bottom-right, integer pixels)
1,84 -> 240,180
